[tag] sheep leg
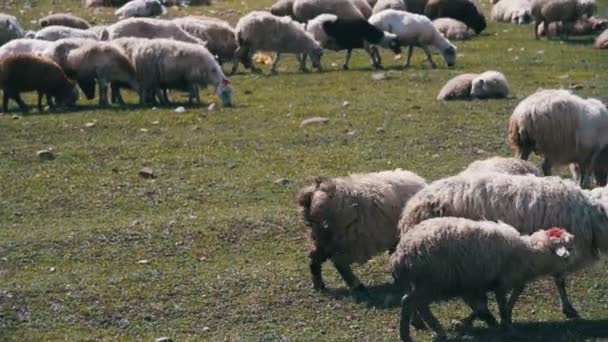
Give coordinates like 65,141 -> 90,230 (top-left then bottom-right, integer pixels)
554,275 -> 580,319
581,149 -> 602,189
14,93 -> 29,113
405,46 -> 414,68
422,46 -> 437,69
2,92 -> 9,113
399,293 -> 417,342
229,55 -> 239,75
98,79 -> 109,107
111,83 -> 125,105
418,303 -> 447,340
271,53 -> 281,74
594,168 -> 607,187
365,43 -> 382,69
299,54 -> 309,73
46,94 -> 55,108
505,285 -> 525,320
332,260 -> 364,291
343,49 -> 352,70
541,158 -> 552,176
309,249 -> 328,291
534,20 -> 542,39
456,294 -> 498,333
37,91 -> 44,112
495,287 -> 514,329
372,46 -> 382,69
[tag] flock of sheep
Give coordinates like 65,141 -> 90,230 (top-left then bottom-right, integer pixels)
0,0 -> 607,340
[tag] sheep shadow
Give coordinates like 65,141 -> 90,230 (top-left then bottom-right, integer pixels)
322,282 -> 403,309
447,319 -> 608,342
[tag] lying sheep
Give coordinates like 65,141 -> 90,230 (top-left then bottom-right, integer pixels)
531,0 -> 587,39
272,0 -> 368,22
0,54 -> 78,113
436,73 -> 478,100
111,38 -> 233,107
399,173 -> 608,319
470,71 -> 509,99
105,18 -> 204,45
424,0 -> 487,34
115,0 -> 166,19
173,17 -> 239,71
508,89 -> 608,188
0,14 -> 26,46
235,11 -> 323,74
538,16 -> 608,36
595,28 -> 608,48
370,10 -> 457,68
372,0 -> 407,14
432,18 -> 475,40
394,218 -> 575,342
296,169 -> 426,291
461,156 -> 542,176
39,14 -> 91,29
34,26 -> 100,41
306,14 -> 401,70
491,0 -> 533,24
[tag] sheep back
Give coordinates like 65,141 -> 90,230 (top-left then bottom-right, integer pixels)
436,73 -> 478,100
432,18 -> 475,40
425,0 -> 487,34
106,18 -> 203,45
292,0 -> 366,22
39,13 -> 91,29
491,0 -> 533,24
595,28 -> 608,48
373,0 -> 407,14
174,18 -> 237,62
270,0 -> 295,17
34,26 -> 100,41
461,156 -> 542,176
470,70 -> 509,99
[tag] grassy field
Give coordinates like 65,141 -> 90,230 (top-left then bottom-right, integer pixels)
2,0 -> 608,341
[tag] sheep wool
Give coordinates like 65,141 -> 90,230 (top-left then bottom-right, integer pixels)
106,18 -> 204,45
594,28 -> 608,48
115,0 -> 166,19
291,0 -> 366,22
424,0 -> 487,34
39,13 -> 91,30
372,0 -> 407,14
460,156 -> 542,176
173,17 -> 238,69
491,0 -> 533,24
432,18 -> 476,40
34,26 -> 100,41
0,14 -> 26,46
436,73 -> 478,100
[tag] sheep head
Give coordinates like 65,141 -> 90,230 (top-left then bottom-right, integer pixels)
308,47 -> 324,72
216,78 -> 233,107
533,227 -> 575,259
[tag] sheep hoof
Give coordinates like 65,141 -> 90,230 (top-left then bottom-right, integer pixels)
312,283 -> 326,291
563,307 -> 580,320
374,64 -> 384,70
300,67 -> 310,73
342,65 -> 349,71
431,334 -> 446,342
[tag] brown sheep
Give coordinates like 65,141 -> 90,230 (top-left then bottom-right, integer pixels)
424,0 -> 487,34
0,54 -> 77,113
39,14 -> 91,30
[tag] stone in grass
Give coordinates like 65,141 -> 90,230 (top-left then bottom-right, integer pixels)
274,178 -> 290,186
372,72 -> 386,81
139,167 -> 156,179
174,106 -> 186,113
36,149 -> 55,160
207,103 -> 216,112
300,117 -> 329,127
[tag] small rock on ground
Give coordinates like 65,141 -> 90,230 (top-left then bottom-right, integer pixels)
274,178 -> 290,186
139,167 -> 156,179
300,117 -> 329,127
36,149 -> 55,160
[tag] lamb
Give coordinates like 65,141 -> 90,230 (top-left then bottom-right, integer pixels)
173,17 -> 239,70
432,18 -> 475,40
491,0 -> 533,24
305,14 -> 401,70
115,0 -> 166,19
0,14 -> 26,46
296,169 -> 426,291
424,0 -> 487,34
437,71 -> 509,100
111,38 -> 233,107
507,89 -> 608,188
104,18 -> 204,45
372,0 -> 407,14
34,26 -> 101,41
595,28 -> 608,48
461,156 -> 542,176
0,54 -> 78,113
399,172 -> 608,319
369,10 -> 457,68
531,0 -> 588,39
39,14 -> 91,30
393,218 -> 575,342
436,73 -> 478,100
537,16 -> 608,36
235,11 -> 323,74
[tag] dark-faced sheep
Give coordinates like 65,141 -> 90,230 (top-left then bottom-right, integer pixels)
424,0 -> 487,34
0,54 -> 78,113
394,218 -> 575,342
296,169 -> 426,291
39,14 -> 91,30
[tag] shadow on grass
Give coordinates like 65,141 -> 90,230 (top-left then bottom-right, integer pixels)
447,319 -> 608,342
322,282 -> 403,309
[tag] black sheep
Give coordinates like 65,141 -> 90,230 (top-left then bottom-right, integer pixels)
425,0 -> 486,34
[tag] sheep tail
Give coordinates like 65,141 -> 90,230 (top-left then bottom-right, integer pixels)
296,177 -> 328,225
507,116 -> 525,157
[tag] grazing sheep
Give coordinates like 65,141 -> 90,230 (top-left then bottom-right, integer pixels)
115,0 -> 166,19
508,89 -> 608,188
461,156 -> 542,176
34,26 -> 100,41
538,16 -> 608,36
531,0 -> 588,39
290,0 -> 367,22
432,18 -> 476,40
306,14 -> 401,70
235,11 -> 323,73
595,28 -> 608,48
369,10 -> 457,68
393,218 -> 575,342
0,54 -> 78,113
173,17 -> 239,70
373,0 -> 407,14
424,0 -> 487,34
296,169 -> 426,291
491,0 -> 533,24
111,38 -> 233,107
105,18 -> 204,45
39,14 -> 91,30
399,172 -> 608,319
0,14 -> 26,46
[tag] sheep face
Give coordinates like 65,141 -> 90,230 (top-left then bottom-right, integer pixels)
309,47 -> 323,71
512,10 -> 532,25
533,228 -> 576,261
382,32 -> 402,54
441,46 -> 457,67
56,84 -> 81,107
470,14 -> 487,34
216,78 -> 233,107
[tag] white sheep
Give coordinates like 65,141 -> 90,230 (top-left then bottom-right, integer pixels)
0,38 -> 53,59
432,18 -> 476,40
105,18 -> 204,45
393,217 -> 575,342
111,37 -> 233,107
369,9 -> 457,68
491,0 -> 533,24
0,14 -> 26,46
508,89 -> 608,188
531,0 -> 589,39
115,0 -> 166,19
291,0 -> 367,21
595,28 -> 608,48
34,26 -> 100,41
437,70 -> 509,100
461,156 -> 542,176
372,0 -> 407,14
296,169 -> 426,291
235,11 -> 323,74
399,172 -> 608,319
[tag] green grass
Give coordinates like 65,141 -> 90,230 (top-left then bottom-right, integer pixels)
2,0 -> 608,341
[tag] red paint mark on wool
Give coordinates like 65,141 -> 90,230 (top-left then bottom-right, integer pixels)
546,227 -> 567,238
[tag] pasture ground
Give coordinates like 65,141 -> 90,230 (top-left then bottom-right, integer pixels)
1,0 -> 608,340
